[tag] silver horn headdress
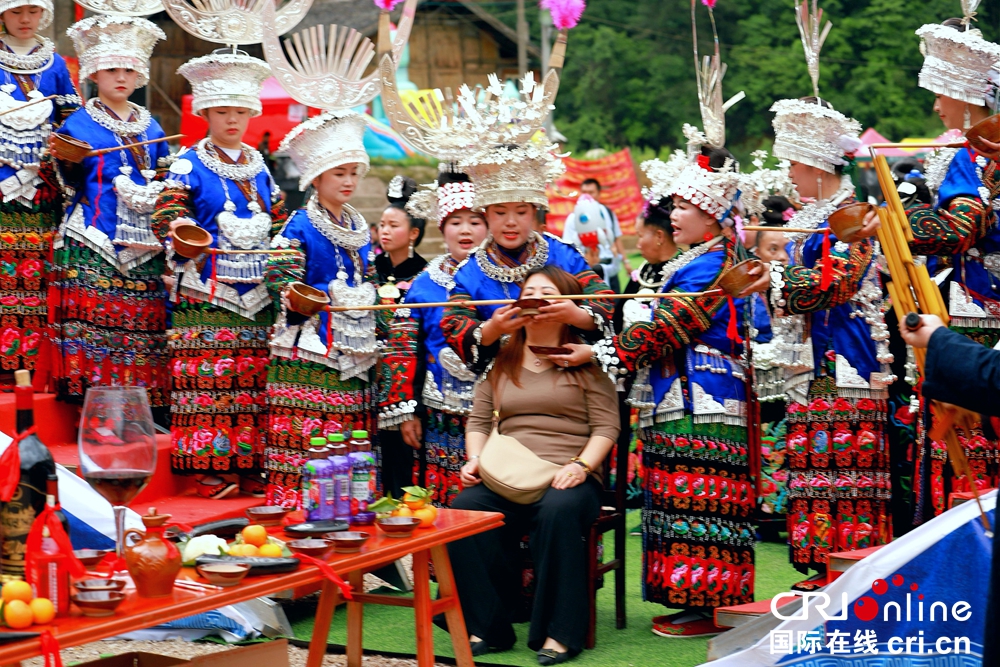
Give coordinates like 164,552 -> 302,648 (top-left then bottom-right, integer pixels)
73,0 -> 163,17
163,0 -> 313,46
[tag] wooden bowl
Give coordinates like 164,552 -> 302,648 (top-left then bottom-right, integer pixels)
718,259 -> 764,297
52,133 -> 93,163
73,549 -> 111,568
172,224 -> 213,259
71,590 -> 125,617
827,202 -> 873,244
286,538 -> 334,560
74,578 -> 126,593
287,282 -> 330,317
966,114 -> 1000,154
376,516 -> 421,538
324,531 -> 370,554
195,562 -> 251,587
246,506 -> 291,527
513,298 -> 550,316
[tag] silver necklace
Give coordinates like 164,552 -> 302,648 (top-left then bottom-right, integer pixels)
659,236 -> 723,284
785,176 -> 854,245
0,37 -> 54,74
85,98 -> 151,137
427,254 -> 457,290
475,232 -> 549,284
196,139 -> 265,182
306,195 -> 369,251
635,261 -> 667,290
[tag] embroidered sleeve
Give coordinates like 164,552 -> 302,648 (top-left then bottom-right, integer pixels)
773,238 -> 874,315
152,185 -> 194,244
906,195 -> 992,255
264,234 -> 305,302
574,267 -> 616,340
441,292 -> 498,374
378,311 -> 421,428
269,190 -> 288,238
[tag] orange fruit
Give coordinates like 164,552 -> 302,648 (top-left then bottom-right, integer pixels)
241,525 -> 268,547
403,493 -> 426,510
240,544 -> 259,557
1,580 -> 32,604
392,506 -> 413,517
3,599 -> 33,629
29,598 -> 55,625
414,506 -> 437,528
257,543 -> 283,558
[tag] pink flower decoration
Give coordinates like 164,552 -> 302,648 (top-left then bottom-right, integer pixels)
701,0 -> 717,8
373,0 -> 404,10
540,0 -> 585,30
0,295 -> 17,306
215,329 -> 236,342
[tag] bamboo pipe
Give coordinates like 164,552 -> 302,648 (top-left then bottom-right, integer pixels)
0,94 -> 56,118
88,134 -> 184,157
871,152 -> 913,243
324,290 -> 724,313
742,226 -> 825,234
868,141 -> 966,150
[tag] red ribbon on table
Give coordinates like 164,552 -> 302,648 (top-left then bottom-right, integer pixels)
40,630 -> 62,667
293,553 -> 353,600
726,295 -> 743,345
820,228 -> 833,291
25,504 -> 87,581
0,425 -> 35,501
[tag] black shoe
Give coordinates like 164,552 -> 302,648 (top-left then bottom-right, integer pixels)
471,639 -> 490,656
537,648 -> 573,665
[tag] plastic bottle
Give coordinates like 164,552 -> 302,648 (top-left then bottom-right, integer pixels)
348,430 -> 375,524
302,438 -> 334,521
327,434 -> 352,522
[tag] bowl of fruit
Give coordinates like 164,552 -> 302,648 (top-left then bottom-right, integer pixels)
368,486 -> 439,530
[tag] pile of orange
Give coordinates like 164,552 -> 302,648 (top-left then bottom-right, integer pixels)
229,525 -> 284,557
1,580 -> 55,628
392,490 -> 438,528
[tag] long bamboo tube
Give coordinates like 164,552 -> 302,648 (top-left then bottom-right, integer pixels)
742,226 -> 825,234
324,290 -> 723,313
88,134 -> 184,156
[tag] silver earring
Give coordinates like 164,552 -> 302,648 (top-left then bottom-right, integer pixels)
964,105 -> 972,130
408,241 -> 414,259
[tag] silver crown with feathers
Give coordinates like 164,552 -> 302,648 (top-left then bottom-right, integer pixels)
916,1 -> 1000,106
67,15 -> 166,87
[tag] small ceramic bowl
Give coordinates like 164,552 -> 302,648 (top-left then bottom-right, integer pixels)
376,516 -> 421,538
325,531 -> 370,554
718,259 -> 765,297
74,578 -> 127,593
246,506 -> 291,527
195,562 -> 251,587
287,538 -> 334,560
73,549 -> 111,568
71,590 -> 125,617
172,224 -> 213,259
513,298 -> 550,317
826,202 -> 873,244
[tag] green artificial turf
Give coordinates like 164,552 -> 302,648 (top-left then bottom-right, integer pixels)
287,510 -> 803,667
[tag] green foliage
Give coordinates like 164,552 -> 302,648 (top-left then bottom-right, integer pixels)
545,0 -> 999,162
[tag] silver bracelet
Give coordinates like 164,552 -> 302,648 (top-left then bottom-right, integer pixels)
467,455 -> 480,461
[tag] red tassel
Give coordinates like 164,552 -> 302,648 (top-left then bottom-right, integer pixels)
325,312 -> 333,358
209,254 -> 217,302
0,425 -> 36,501
92,154 -> 105,227
726,295 -> 743,344
40,631 -> 62,667
292,553 -> 353,600
26,504 -> 87,581
820,228 -> 833,290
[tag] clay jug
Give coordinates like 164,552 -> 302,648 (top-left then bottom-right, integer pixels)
124,508 -> 182,597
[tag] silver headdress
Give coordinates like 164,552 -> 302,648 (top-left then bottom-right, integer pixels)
0,0 -> 52,29
67,15 -> 165,87
916,2 -> 1000,106
669,156 -> 742,222
641,149 -> 689,208
690,0 -> 744,150
177,51 -> 271,117
73,0 -> 163,18
405,175 -> 476,229
460,137 -> 563,211
770,1 -> 861,173
264,0 -> 418,190
163,0 -> 312,46
742,150 -> 796,217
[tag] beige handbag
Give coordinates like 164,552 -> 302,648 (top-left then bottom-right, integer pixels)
478,377 -> 563,504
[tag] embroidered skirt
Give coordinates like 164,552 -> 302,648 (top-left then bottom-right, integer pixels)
758,416 -> 789,527
0,185 -> 61,372
641,417 -> 755,610
419,408 -> 466,507
264,358 -> 375,508
168,300 -> 273,477
785,375 -> 893,572
51,239 -> 168,405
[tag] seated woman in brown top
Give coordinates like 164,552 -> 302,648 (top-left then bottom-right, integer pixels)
448,265 -> 620,665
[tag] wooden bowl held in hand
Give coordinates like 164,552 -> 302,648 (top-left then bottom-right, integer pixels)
246,505 -> 291,527
51,133 -> 93,163
172,224 -> 213,259
826,202 -> 873,244
718,259 -> 765,297
376,516 -> 421,538
966,114 -> 1000,154
287,538 -> 335,560
71,590 -> 125,617
325,531 -> 370,554
287,282 -> 331,317
513,298 -> 550,316
195,562 -> 251,587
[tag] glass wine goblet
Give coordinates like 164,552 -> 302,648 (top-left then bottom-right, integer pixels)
78,387 -> 158,558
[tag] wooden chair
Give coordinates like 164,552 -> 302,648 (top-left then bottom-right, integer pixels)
584,410 -> 630,648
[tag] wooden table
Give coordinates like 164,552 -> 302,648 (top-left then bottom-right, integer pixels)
0,509 -> 503,667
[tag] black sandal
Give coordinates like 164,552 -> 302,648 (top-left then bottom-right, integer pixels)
537,648 -> 573,665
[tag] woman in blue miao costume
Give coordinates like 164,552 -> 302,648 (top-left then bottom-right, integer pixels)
0,0 -> 79,374
262,111 -> 379,508
380,170 -> 487,507
51,16 -> 169,405
155,52 -> 286,495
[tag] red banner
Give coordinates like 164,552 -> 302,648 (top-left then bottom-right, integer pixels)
546,148 -> 644,237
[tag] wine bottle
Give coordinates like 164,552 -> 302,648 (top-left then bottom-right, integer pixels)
1,370 -> 55,578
